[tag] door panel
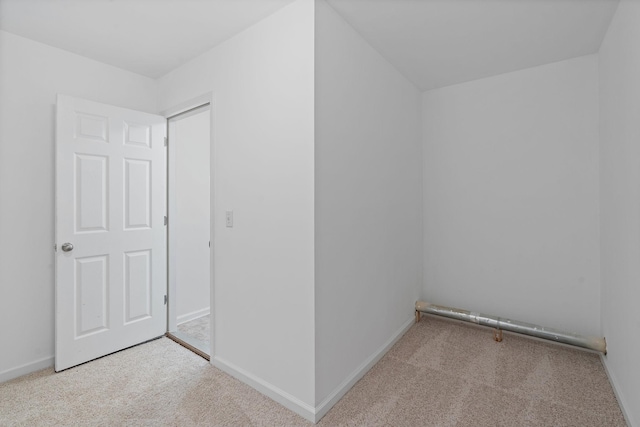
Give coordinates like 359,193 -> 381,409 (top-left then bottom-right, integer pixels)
74,255 -> 109,337
55,95 -> 166,371
124,249 -> 152,323
75,154 -> 109,233
124,158 -> 152,229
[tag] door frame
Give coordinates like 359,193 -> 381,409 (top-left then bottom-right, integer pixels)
162,92 -> 215,360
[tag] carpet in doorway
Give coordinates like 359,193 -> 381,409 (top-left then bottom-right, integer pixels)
177,315 -> 210,344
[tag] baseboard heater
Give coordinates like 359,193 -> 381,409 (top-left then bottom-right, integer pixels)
415,301 -> 607,354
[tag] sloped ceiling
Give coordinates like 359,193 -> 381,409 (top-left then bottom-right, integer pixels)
326,0 -> 619,90
0,0 -> 296,78
0,0 -> 619,88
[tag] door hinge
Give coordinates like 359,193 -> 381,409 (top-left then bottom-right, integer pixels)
164,295 -> 167,305
54,244 -> 57,252
164,137 -> 168,147
164,215 -> 168,226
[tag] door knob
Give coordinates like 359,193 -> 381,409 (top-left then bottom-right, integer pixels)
61,243 -> 74,252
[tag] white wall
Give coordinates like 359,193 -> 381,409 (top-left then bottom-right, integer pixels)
314,0 -> 422,411
169,109 -> 211,323
599,1 -> 640,424
422,55 -> 600,336
158,0 -> 316,414
0,30 -> 158,382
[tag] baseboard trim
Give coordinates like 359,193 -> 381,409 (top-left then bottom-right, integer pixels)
212,356 -> 316,423
314,316 -> 415,422
0,356 -> 54,384
212,316 -> 414,424
600,354 -> 634,427
177,307 -> 210,325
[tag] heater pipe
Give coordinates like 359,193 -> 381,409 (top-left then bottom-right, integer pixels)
415,301 -> 607,354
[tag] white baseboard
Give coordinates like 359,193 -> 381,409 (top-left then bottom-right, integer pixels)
0,356 -> 54,384
212,356 -> 317,423
213,316 -> 414,424
314,316 -> 415,422
177,307 -> 210,325
600,354 -> 634,427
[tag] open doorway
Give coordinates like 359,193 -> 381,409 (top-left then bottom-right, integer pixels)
165,104 -> 211,359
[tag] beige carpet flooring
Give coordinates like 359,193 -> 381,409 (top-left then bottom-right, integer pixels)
177,315 -> 210,344
0,316 -> 626,426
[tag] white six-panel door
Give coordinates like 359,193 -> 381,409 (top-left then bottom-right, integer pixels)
55,95 -> 167,371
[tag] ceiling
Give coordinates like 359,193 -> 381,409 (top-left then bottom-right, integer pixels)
326,0 -> 619,90
0,0 -> 619,89
0,0 -> 296,78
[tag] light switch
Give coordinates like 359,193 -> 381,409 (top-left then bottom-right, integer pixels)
226,211 -> 233,228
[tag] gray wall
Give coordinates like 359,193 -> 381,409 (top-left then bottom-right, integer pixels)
599,1 -> 640,424
314,0 -> 423,408
422,55 -> 600,336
